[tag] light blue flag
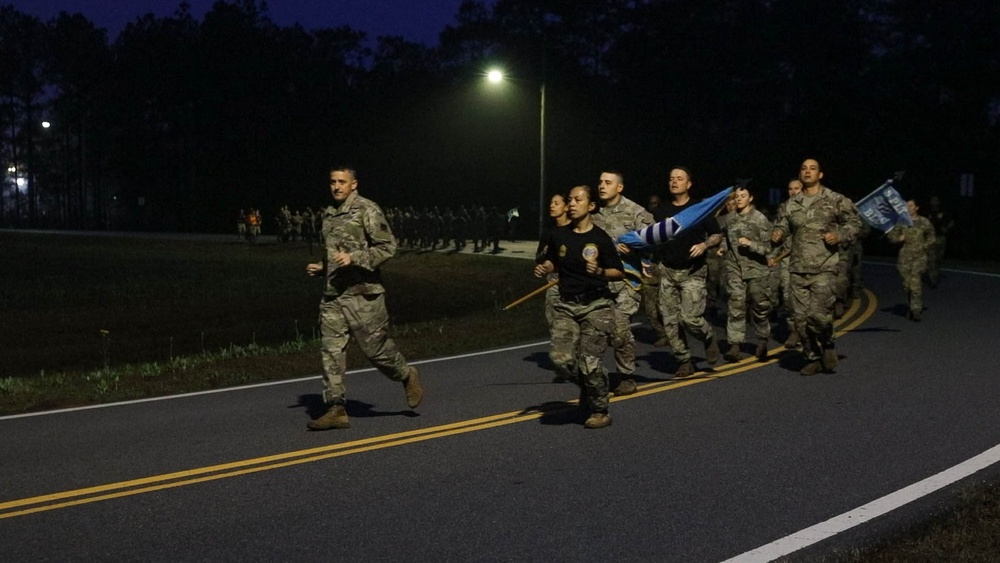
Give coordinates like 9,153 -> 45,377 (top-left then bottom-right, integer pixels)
856,180 -> 913,233
618,186 -> 734,248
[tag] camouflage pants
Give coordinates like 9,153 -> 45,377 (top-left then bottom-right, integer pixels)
611,285 -> 640,375
779,260 -> 798,335
706,253 -> 727,311
835,248 -> 850,305
928,237 -> 946,285
898,258 -> 927,315
548,297 -> 615,413
790,271 -> 836,362
725,274 -> 773,344
544,282 -> 560,330
657,264 -> 715,363
640,275 -> 667,340
319,293 -> 409,405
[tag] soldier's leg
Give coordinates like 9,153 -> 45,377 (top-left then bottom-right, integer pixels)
579,301 -> 615,414
725,273 -> 748,347
658,267 -> 690,364
805,272 -> 837,369
748,276 -> 773,343
789,273 -> 816,361
641,280 -> 667,343
611,288 -> 640,375
318,300 -> 351,405
677,266 -> 719,364
549,301 -> 582,382
343,294 -> 409,382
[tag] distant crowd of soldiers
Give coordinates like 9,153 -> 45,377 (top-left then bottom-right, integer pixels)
385,206 -> 517,253
236,204 -> 523,253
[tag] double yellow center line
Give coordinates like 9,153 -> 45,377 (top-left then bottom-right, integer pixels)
1,291 -> 876,520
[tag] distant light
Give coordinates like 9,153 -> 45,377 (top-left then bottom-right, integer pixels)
487,70 -> 503,83
6,165 -> 14,173
41,121 -> 51,128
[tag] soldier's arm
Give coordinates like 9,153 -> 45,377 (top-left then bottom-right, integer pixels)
355,205 -> 397,270
833,198 -> 863,244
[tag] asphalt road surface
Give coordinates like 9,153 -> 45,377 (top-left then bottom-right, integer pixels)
2,242 -> 999,561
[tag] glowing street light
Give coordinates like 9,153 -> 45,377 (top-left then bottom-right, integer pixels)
485,68 -> 546,239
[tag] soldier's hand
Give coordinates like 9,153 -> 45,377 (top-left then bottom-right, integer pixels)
689,242 -> 706,258
306,262 -> 323,276
534,261 -> 553,278
822,231 -> 841,245
771,229 -> 783,244
332,252 -> 352,267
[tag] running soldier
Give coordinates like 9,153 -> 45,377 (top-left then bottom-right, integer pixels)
534,185 -> 625,429
589,169 -> 654,396
718,184 -> 773,362
771,159 -> 862,376
887,199 -> 935,321
305,165 -> 423,430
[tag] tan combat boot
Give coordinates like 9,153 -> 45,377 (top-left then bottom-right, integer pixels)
584,412 -> 613,429
755,341 -> 768,362
403,366 -> 423,409
307,405 -> 350,430
724,343 -> 741,363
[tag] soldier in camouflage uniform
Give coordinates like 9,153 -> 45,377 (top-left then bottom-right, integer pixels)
925,195 -> 953,287
706,195 -> 736,323
653,167 -> 723,378
535,185 -> 625,429
768,179 -> 802,348
305,166 -> 423,430
718,185 -> 774,362
640,193 -> 668,346
887,200 -> 936,321
771,159 -> 862,376
590,170 -> 654,396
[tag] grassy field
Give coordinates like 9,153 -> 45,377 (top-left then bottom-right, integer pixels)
2,231 -> 998,559
0,231 -> 548,412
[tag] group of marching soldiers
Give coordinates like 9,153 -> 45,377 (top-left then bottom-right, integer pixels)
384,205 -> 514,254
531,160 -> 953,428
236,206 -> 324,244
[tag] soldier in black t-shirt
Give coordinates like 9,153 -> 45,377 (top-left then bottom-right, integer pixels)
535,185 -> 624,429
650,167 -> 723,378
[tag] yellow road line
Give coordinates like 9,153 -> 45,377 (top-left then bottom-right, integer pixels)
1,290 -> 877,520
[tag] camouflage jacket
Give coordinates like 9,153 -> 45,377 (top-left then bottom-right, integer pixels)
772,186 -> 862,274
719,206 -> 772,280
888,215 -> 935,264
590,196 -> 653,292
321,192 -> 397,297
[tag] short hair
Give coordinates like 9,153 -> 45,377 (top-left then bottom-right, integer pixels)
670,166 -> 693,182
600,169 -> 625,184
329,165 -> 357,180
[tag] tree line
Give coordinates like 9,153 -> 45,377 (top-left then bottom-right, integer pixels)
1,0 -> 996,255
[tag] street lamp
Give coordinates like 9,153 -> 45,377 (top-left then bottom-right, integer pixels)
485,68 -> 546,239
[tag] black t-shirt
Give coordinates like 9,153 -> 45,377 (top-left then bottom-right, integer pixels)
651,198 -> 721,270
544,223 -> 624,298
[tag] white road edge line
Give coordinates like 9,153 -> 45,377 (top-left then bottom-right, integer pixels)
722,445 -> 1000,562
0,340 -> 552,421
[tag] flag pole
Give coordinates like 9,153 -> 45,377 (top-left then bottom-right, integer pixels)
504,279 -> 558,311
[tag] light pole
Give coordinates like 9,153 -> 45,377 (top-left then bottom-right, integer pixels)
487,69 -> 546,239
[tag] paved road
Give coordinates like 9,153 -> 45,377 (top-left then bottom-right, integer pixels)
2,237 -> 999,561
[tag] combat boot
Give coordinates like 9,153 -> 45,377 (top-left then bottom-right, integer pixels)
584,412 -> 613,429
784,332 -> 800,349
653,336 -> 669,347
674,361 -> 696,379
800,361 -> 822,376
755,341 -> 768,362
724,343 -> 741,363
613,378 -> 637,396
307,405 -> 350,430
705,336 -> 721,365
403,366 -> 423,409
822,348 -> 838,371
910,310 -> 922,322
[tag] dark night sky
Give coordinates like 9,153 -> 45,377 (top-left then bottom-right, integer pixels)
4,0 -> 472,45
